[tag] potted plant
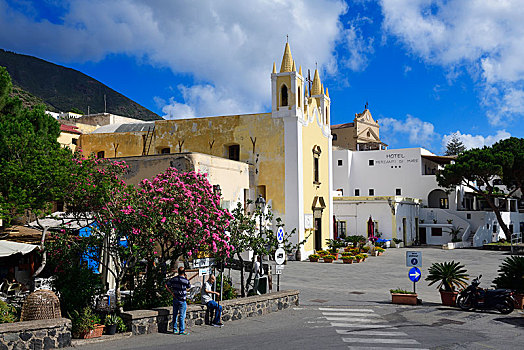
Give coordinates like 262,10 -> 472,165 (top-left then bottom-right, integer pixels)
341,254 -> 355,264
354,254 -> 364,263
426,261 -> 469,306
493,256 -> 524,309
374,247 -> 385,256
104,314 -> 119,335
360,246 -> 370,254
316,250 -> 328,257
308,254 -> 320,262
71,307 -> 103,339
393,238 -> 403,248
360,253 -> 368,261
390,288 -> 418,305
323,254 -> 335,263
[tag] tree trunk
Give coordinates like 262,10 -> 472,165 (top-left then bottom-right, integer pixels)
483,194 -> 512,241
115,278 -> 123,313
236,253 -> 245,297
32,226 -> 49,280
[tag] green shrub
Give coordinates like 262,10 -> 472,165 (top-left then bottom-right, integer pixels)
493,256 -> 524,293
390,288 -> 415,294
70,307 -> 100,336
215,274 -> 237,301
0,300 -> 18,323
426,261 -> 469,292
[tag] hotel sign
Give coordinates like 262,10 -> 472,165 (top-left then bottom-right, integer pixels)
375,152 -> 419,166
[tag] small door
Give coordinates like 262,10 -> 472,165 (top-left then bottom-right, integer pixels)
419,227 -> 427,244
314,218 -> 322,251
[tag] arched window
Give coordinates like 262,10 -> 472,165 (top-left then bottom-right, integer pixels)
281,85 -> 288,106
298,87 -> 301,107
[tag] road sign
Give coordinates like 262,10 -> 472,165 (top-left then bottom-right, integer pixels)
275,264 -> 284,275
406,251 -> 422,267
275,248 -> 286,265
276,227 -> 285,244
193,258 -> 215,268
408,267 -> 421,282
199,267 -> 211,276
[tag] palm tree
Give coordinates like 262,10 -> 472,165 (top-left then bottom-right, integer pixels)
426,261 -> 469,292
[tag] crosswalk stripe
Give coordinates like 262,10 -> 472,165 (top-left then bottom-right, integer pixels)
347,347 -> 429,350
343,338 -> 420,345
322,312 -> 382,317
336,329 -> 408,336
331,323 -> 398,329
319,308 -> 374,312
325,317 -> 384,323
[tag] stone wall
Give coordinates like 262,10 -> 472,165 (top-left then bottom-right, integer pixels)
121,290 -> 299,335
0,318 -> 71,349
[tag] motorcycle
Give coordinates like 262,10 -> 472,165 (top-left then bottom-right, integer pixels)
457,275 -> 516,314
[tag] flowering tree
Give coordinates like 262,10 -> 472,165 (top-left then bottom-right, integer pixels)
137,168 -> 233,264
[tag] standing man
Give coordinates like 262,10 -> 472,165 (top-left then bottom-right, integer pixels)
201,274 -> 223,327
165,266 -> 198,335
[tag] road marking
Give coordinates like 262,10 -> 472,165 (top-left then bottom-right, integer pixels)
319,308 -> 374,312
347,347 -> 429,350
331,323 -> 398,329
325,317 -> 384,323
336,329 -> 408,336
342,338 -> 420,344
322,312 -> 382,317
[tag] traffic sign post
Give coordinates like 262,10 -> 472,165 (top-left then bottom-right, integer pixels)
275,247 -> 286,291
276,227 -> 285,244
408,267 -> 421,293
406,251 -> 422,267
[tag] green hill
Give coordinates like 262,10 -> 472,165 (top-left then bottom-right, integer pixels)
0,49 -> 161,121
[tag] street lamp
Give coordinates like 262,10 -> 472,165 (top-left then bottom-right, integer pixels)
255,195 -> 266,234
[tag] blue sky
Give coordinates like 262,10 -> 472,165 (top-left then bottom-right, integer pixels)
1,0 -> 522,154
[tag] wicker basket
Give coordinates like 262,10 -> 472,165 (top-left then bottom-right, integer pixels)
20,289 -> 61,321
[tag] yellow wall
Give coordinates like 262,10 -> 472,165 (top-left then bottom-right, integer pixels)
302,105 -> 331,252
79,113 -> 287,215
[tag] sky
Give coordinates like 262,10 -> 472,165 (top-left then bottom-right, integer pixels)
0,0 -> 523,154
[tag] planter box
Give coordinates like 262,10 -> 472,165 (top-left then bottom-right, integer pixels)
342,259 -> 353,264
440,290 -> 458,306
76,325 -> 104,339
391,293 -> 418,305
354,259 -> 362,263
323,258 -> 334,263
309,257 -> 319,262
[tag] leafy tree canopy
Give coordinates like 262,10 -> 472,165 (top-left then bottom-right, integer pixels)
444,133 -> 466,156
0,66 -> 72,225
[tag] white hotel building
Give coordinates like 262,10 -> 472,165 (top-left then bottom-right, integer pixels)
332,147 -> 524,247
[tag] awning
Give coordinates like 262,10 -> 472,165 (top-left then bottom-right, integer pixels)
0,240 -> 39,258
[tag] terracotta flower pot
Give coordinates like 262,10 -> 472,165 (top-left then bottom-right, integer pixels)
391,293 -> 418,305
77,324 -> 105,339
342,259 -> 353,264
354,259 -> 362,263
309,257 -> 319,262
440,290 -> 458,306
323,258 -> 334,263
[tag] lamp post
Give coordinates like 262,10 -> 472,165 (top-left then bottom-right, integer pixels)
255,195 -> 266,234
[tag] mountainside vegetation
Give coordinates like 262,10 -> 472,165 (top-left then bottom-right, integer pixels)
0,49 -> 161,121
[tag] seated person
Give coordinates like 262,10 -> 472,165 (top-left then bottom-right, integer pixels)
201,275 -> 223,327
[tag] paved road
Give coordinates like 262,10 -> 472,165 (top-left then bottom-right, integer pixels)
75,247 -> 524,349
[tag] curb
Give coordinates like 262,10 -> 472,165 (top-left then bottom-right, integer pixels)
71,332 -> 132,347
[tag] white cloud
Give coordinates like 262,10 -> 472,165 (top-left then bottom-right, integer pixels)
379,114 -> 438,148
0,0 -> 356,116
380,0 -> 524,125
442,130 -> 511,151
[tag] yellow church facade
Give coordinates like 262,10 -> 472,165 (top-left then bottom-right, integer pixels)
78,43 -> 333,257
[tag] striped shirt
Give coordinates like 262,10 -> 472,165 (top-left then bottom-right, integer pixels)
166,275 -> 191,301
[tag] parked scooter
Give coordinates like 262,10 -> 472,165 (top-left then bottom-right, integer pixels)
457,275 -> 516,314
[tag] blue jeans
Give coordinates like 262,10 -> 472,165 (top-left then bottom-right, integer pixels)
172,299 -> 187,333
207,300 -> 222,324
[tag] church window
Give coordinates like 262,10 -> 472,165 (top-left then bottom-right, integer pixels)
367,131 -> 370,137
354,189 -> 360,196
313,145 -> 321,184
369,188 -> 375,196
298,87 -> 301,107
228,144 -> 240,161
281,85 -> 288,106
97,151 -> 105,158
396,188 -> 402,196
